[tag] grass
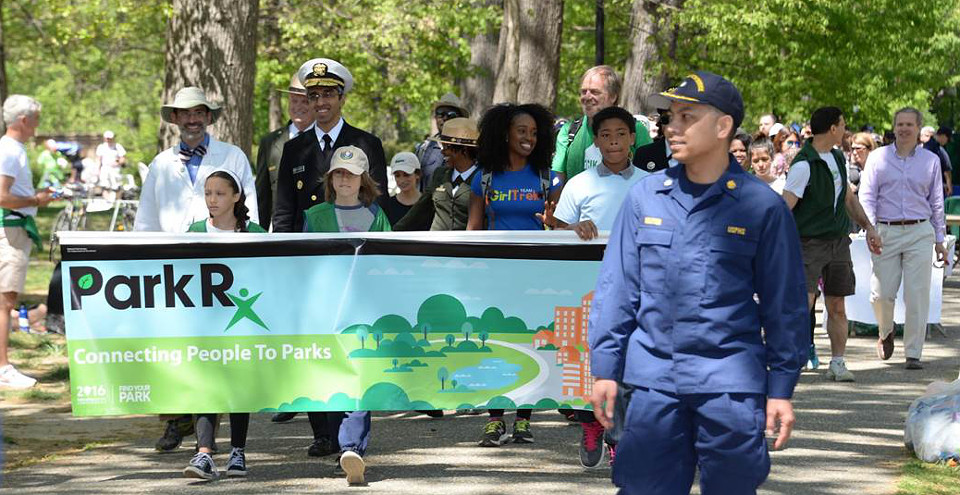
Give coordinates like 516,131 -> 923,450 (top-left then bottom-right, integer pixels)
896,459 -> 960,494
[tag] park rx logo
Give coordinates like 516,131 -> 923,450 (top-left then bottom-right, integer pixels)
68,263 -> 269,332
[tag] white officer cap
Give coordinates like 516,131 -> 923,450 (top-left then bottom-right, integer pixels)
297,58 -> 354,94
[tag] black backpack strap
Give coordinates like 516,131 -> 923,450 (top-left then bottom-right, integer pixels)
481,170 -> 494,230
567,117 -> 583,146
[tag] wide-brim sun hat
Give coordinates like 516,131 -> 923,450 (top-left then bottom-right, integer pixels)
278,72 -> 307,95
161,87 -> 222,124
430,117 -> 479,147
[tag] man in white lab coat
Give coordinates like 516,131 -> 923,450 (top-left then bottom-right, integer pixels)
134,86 -> 257,233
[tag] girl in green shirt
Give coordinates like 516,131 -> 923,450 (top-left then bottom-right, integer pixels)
188,170 -> 266,233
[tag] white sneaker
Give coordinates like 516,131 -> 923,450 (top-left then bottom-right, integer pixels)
339,450 -> 365,485
826,359 -> 855,382
0,364 -> 37,388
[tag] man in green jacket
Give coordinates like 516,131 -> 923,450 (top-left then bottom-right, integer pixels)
782,106 -> 882,382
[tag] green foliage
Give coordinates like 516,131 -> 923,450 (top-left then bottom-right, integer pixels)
418,294 -> 468,333
440,340 -> 493,353
485,395 -> 516,409
897,458 -> 960,495
348,337 -> 445,358
5,0 -> 169,164
437,366 -> 449,390
673,0 -> 960,130
268,393 -> 359,412
372,314 -> 413,334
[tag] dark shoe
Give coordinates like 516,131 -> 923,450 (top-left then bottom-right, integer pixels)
308,437 -> 338,457
905,358 -> 923,370
271,412 -> 298,423
579,420 -> 606,468
560,409 -> 578,422
511,419 -> 534,444
156,419 -> 185,452
183,452 -> 218,480
339,450 -> 366,485
877,333 -> 895,360
416,409 -> 444,418
478,419 -> 509,447
225,447 -> 247,477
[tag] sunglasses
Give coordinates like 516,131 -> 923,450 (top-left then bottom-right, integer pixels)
785,140 -> 800,148
435,110 -> 461,119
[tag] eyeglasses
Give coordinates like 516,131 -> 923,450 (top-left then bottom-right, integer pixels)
785,140 -> 800,148
307,89 -> 341,101
851,144 -> 868,151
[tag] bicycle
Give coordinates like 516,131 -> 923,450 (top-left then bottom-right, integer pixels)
48,183 -> 92,262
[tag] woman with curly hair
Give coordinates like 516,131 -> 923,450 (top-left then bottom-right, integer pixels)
467,103 -> 562,447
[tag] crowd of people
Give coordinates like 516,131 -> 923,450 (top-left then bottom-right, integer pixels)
0,55 -> 954,494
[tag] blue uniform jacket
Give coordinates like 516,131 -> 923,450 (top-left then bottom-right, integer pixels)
588,158 -> 809,399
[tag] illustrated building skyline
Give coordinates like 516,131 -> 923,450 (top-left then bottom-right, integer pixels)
543,291 -> 594,401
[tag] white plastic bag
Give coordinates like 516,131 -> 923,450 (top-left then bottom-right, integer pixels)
904,379 -> 960,463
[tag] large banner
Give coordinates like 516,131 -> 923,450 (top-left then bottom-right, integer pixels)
61,231 -> 604,416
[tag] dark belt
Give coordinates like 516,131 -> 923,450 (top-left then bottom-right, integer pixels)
878,219 -> 927,226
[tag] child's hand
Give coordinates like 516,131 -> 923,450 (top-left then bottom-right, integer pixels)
535,200 -> 557,229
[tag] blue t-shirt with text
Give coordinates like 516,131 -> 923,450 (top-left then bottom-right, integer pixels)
470,164 -> 562,231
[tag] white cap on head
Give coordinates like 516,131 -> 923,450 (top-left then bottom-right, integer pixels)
327,145 -> 369,176
103,130 -> 115,139
768,122 -> 785,137
390,152 -> 421,175
297,58 -> 354,94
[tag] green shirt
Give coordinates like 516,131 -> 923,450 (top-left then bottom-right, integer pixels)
303,202 -> 392,233
36,150 -> 65,182
187,220 -> 267,233
551,115 -> 652,179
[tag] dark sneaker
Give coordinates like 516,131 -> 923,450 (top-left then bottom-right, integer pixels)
308,437 -> 338,457
805,344 -> 820,370
225,447 -> 247,477
156,419 -> 186,452
183,452 -> 218,480
478,419 -> 509,447
608,444 -> 616,466
560,409 -> 578,422
878,334 -> 895,360
512,419 -> 534,444
271,412 -> 298,423
579,421 -> 606,468
905,358 -> 923,370
416,410 -> 444,418
339,450 -> 366,485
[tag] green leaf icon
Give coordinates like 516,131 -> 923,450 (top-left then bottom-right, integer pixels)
78,274 -> 94,290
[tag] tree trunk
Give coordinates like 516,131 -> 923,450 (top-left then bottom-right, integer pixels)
460,9 -> 499,119
158,0 -> 259,157
621,0 -> 683,115
493,0 -> 521,105
260,0 -> 284,131
493,0 -> 563,110
516,0 -> 563,110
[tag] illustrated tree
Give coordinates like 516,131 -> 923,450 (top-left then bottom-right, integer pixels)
461,321 -> 473,342
438,367 -> 449,390
356,325 -> 370,350
445,334 -> 456,347
392,358 -> 399,369
373,330 -> 385,350
451,379 -> 458,389
418,294 -> 468,334
422,323 -> 431,342
479,331 -> 490,348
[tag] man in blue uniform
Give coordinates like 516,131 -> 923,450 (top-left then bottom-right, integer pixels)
588,72 -> 809,495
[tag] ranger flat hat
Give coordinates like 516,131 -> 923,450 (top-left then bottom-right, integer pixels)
297,58 -> 354,94
328,145 -> 369,176
430,93 -> 467,116
647,71 -> 744,129
161,87 -> 222,124
430,117 -> 479,147
278,72 -> 307,95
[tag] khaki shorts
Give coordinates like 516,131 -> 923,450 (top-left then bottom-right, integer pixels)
800,236 -> 855,297
0,227 -> 33,294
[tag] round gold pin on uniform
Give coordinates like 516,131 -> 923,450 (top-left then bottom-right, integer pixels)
726,180 -> 737,190
296,180 -> 304,190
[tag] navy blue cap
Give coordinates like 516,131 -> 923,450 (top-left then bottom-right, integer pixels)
648,71 -> 745,130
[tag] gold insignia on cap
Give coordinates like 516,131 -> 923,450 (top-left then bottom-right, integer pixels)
312,63 -> 327,77
726,180 -> 737,190
664,179 -> 673,187
727,226 -> 746,236
644,217 -> 663,226
296,180 -> 303,190
311,195 -> 318,201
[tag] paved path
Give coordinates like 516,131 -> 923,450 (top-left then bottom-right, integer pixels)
2,288 -> 958,494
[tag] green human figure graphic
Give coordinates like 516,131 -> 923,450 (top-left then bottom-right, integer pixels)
225,288 -> 269,331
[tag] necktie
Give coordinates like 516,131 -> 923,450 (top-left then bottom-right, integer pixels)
320,134 -> 333,164
179,143 -> 207,166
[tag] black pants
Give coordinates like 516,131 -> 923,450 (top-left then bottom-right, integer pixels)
487,408 -> 531,420
196,413 -> 250,449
